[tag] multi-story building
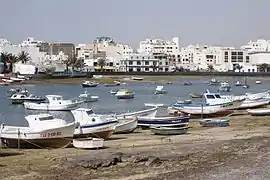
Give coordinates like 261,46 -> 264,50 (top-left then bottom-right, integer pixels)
120,53 -> 159,72
38,42 -> 75,58
19,37 -> 43,47
137,37 -> 180,70
241,39 -> 270,52
219,48 -> 257,72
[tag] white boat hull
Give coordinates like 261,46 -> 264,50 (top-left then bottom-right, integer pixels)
74,121 -> 117,139
248,108 -> 270,116
24,102 -> 79,111
238,99 -> 269,109
0,122 -> 76,148
117,107 -> 157,118
72,138 -> 104,149
115,118 -> 138,133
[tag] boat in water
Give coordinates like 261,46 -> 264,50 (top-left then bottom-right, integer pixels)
189,93 -> 203,98
24,95 -> 83,111
81,81 -> 99,88
78,91 -> 99,102
0,114 -> 76,148
9,93 -> 46,104
218,82 -> 231,92
154,86 -> 167,95
115,89 -> 135,99
234,81 -> 243,86
183,81 -> 192,86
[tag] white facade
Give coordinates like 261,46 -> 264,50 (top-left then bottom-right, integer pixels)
19,37 -> 43,47
241,39 -> 270,52
120,53 -> 160,72
138,37 -> 180,55
13,63 -> 36,75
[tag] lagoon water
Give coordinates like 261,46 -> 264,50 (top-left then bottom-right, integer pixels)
0,76 -> 269,126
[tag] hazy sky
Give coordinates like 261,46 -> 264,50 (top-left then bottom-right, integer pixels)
1,0 -> 270,47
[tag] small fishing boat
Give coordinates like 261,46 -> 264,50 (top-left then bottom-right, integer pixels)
154,86 -> 167,94
110,89 -> 118,94
183,81 -> 192,86
167,81 -> 172,84
132,76 -> 144,81
0,82 -> 10,86
24,95 -> 83,111
78,91 -> 99,102
150,126 -> 189,135
72,138 -> 104,149
114,117 -> 138,134
82,81 -> 99,88
0,114 -> 76,148
7,88 -> 28,96
189,93 -> 203,98
234,81 -> 242,86
115,89 -> 135,99
138,115 -> 189,128
238,98 -> 270,109
9,93 -> 46,104
208,78 -> 220,86
104,82 -> 120,87
255,80 -> 261,84
71,108 -> 117,139
247,108 -> 270,116
218,82 -> 231,92
243,77 -> 250,89
117,107 -> 158,118
199,119 -> 230,127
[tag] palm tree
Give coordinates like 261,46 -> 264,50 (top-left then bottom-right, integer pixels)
235,64 -> 243,72
207,65 -> 214,72
8,54 -> 18,73
97,58 -> 106,71
0,52 -> 12,73
259,63 -> 269,72
73,58 -> 85,71
151,61 -> 159,72
18,51 -> 31,64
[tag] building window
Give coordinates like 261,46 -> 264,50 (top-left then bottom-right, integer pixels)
129,61 -> 133,65
93,62 -> 97,66
137,61 -> 141,65
129,68 -> 133,72
109,62 -> 113,66
142,56 -> 144,60
145,67 -> 149,71
232,52 -> 237,56
145,61 -> 149,65
238,52 -> 243,56
165,68 -> 168,72
224,51 -> 228,55
137,68 -> 141,72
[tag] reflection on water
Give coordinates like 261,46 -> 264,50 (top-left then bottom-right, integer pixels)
0,76 -> 269,126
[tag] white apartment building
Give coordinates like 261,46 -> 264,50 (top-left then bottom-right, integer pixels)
219,48 -> 257,72
19,37 -> 43,47
180,45 -> 227,71
84,57 -> 116,72
120,54 -> 160,72
241,39 -> 270,52
138,37 -> 180,54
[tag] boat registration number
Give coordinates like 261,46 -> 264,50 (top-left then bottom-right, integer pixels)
40,132 -> 62,138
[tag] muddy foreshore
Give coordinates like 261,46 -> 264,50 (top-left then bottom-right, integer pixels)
1,114 -> 270,180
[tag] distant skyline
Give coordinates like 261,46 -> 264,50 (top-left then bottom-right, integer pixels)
1,0 -> 270,48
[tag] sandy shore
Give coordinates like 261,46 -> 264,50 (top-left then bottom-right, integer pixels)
1,114 -> 270,180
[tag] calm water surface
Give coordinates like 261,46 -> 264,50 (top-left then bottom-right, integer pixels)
0,76 -> 269,126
